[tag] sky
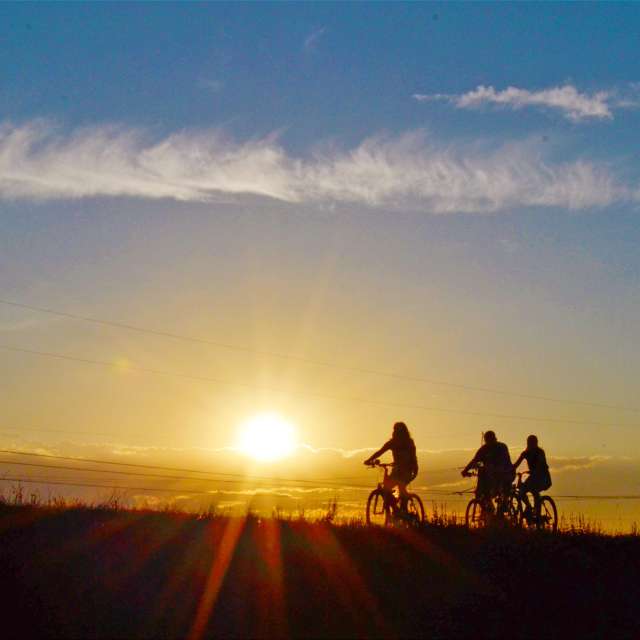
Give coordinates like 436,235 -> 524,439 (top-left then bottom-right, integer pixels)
1,3 -> 640,527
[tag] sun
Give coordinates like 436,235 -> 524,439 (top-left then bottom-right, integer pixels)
236,413 -> 298,462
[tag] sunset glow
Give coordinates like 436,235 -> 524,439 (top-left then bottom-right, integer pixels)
236,414 -> 298,462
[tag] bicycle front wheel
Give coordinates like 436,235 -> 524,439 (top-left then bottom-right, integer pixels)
465,498 -> 485,529
537,496 -> 558,532
406,493 -> 425,525
366,488 -> 390,526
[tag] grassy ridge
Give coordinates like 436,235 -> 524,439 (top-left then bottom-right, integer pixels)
1,503 -> 639,639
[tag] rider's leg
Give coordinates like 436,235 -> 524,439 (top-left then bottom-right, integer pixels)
519,487 -> 539,523
498,477 -> 511,514
531,490 -> 541,517
477,475 -> 494,514
520,478 -> 533,512
382,476 -> 396,510
398,481 -> 409,512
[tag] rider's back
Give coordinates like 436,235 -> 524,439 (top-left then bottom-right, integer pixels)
521,446 -> 551,489
476,441 -> 511,469
386,435 -> 418,474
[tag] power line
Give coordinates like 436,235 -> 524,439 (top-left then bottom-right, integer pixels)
1,343 -> 637,430
0,476 -> 475,498
0,424 -> 479,445
1,297 -> 636,413
0,459 -> 460,495
2,474 -> 639,502
554,495 -> 640,500
0,426 -> 129,439
0,475 -> 227,496
0,458 -> 373,490
0,448 -> 375,488
0,450 -> 637,501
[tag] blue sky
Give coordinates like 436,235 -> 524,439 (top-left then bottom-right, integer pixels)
3,3 -> 640,146
1,2 -> 640,508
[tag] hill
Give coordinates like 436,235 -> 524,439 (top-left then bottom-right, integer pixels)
1,503 -> 638,638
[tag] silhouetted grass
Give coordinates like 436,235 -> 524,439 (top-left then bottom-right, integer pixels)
0,496 -> 639,639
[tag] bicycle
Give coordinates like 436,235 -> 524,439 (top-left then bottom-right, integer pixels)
513,471 -> 558,532
365,461 -> 425,527
464,469 -> 519,529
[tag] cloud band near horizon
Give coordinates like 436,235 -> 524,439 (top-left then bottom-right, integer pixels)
0,120 -> 631,213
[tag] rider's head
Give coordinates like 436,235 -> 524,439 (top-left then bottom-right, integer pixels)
393,421 -> 411,441
483,430 -> 497,444
527,434 -> 538,449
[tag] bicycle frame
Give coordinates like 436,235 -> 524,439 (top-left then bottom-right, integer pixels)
372,462 -> 401,509
465,468 -> 557,531
514,471 -> 547,525
365,461 -> 425,526
465,468 -> 515,525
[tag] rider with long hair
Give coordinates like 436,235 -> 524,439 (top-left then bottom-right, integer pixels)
364,422 -> 418,510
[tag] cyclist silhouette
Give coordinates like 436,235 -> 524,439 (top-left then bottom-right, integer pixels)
461,430 -> 514,511
512,434 -> 552,517
363,422 -> 418,511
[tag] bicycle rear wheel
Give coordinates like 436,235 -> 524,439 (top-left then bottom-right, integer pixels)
537,496 -> 558,532
505,493 -> 521,527
465,498 -> 484,528
517,501 -> 535,529
406,493 -> 425,525
366,488 -> 390,526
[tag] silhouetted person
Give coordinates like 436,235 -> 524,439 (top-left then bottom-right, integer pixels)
461,430 -> 514,510
513,434 -> 552,516
364,422 -> 418,511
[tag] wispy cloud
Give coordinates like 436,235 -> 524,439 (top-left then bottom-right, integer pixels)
414,84 -> 624,122
303,27 -> 326,52
548,455 -> 611,474
0,121 -> 627,213
197,77 -> 224,93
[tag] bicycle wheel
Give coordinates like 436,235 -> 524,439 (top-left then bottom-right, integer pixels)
517,501 -> 535,529
366,488 -> 390,526
406,493 -> 425,525
505,493 -> 521,527
465,498 -> 484,529
537,496 -> 558,532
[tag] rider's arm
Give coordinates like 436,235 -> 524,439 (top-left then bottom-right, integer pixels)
512,452 -> 525,471
364,441 -> 392,465
462,446 -> 483,475
462,454 -> 478,476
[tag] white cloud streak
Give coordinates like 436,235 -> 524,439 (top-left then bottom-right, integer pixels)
0,121 -> 627,213
414,84 -> 618,122
304,27 -> 326,52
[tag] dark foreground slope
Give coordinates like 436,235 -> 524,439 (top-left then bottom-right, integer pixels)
1,504 -> 638,639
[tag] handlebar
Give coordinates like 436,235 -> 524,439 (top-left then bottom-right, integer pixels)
365,461 -> 394,469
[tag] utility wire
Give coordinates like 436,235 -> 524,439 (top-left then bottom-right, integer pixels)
1,297 -> 636,413
0,475 -> 227,496
1,343 -> 636,429
0,458 -> 372,490
3,452 -> 639,501
0,424 -> 478,444
0,460 -> 455,496
0,449 -> 462,492
0,475 -> 455,498
2,474 -> 639,501
0,426 -> 130,439
0,448 -> 375,488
